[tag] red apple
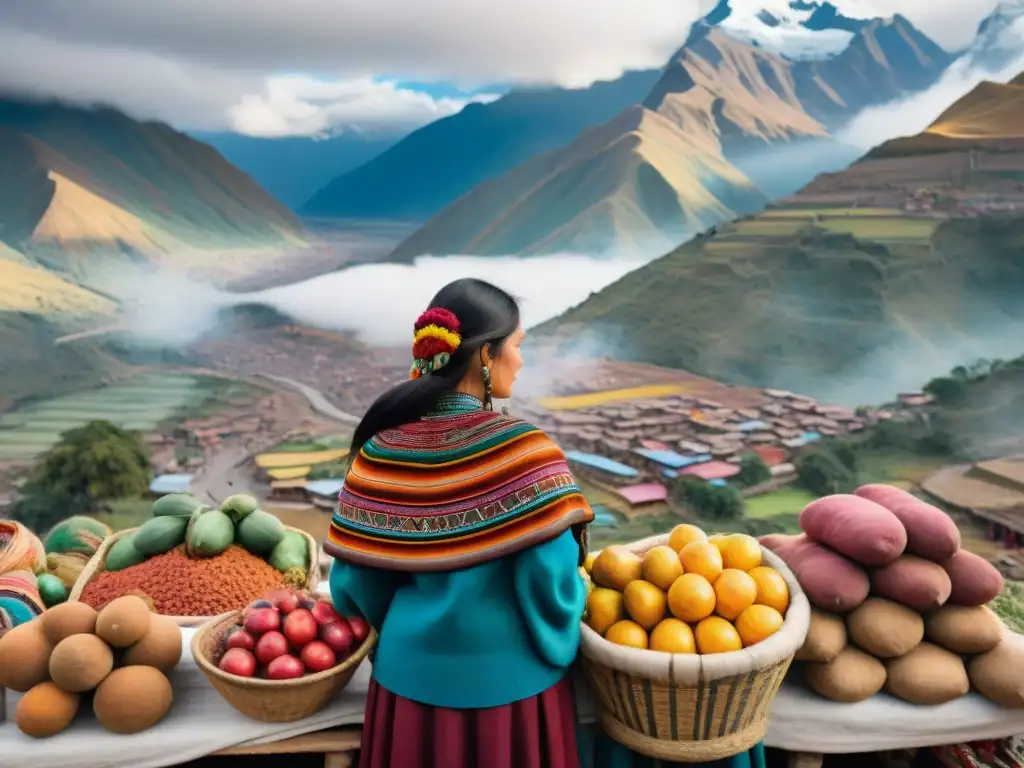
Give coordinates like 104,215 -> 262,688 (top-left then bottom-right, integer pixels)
244,606 -> 281,635
300,641 -> 337,673
226,628 -> 256,651
218,648 -> 257,678
311,600 -> 342,626
254,630 -> 290,665
345,616 -> 370,644
282,608 -> 318,649
264,587 -> 300,614
266,654 -> 305,680
319,620 -> 354,656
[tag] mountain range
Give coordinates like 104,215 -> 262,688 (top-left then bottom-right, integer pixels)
387,5 -> 955,259
299,70 -> 661,220
194,130 -> 399,210
0,97 -> 304,402
530,71 -> 1024,403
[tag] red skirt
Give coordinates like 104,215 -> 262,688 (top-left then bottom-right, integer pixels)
359,676 -> 580,768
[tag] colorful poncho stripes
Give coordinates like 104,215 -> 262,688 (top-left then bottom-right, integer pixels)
325,393 -> 593,571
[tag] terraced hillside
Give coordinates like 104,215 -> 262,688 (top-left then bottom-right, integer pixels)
531,75 -> 1024,401
0,373 -> 216,461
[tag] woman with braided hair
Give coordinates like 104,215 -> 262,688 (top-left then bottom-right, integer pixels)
326,277 -> 594,768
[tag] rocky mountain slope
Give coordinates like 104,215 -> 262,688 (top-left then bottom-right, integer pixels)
389,10 -> 954,259
529,73 -> 1024,403
301,70 -> 661,221
0,97 -> 304,402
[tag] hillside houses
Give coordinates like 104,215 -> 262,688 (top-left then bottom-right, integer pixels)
521,388 -> 872,487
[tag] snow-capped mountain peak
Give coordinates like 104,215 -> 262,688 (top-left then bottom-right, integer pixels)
969,0 -> 1024,72
701,0 -> 884,60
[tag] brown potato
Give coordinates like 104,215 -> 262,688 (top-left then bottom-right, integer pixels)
968,639 -> 1024,708
925,604 -> 1002,655
885,643 -> 969,705
795,610 -> 847,663
805,647 -> 886,703
846,598 -> 923,659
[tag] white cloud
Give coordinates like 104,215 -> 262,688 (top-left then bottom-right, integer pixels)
0,0 -> 1006,135
228,76 -> 498,138
838,46 -> 1024,148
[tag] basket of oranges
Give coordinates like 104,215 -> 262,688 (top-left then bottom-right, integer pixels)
579,525 -> 810,762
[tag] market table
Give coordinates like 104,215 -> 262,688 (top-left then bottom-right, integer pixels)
0,627 -> 369,768
3,624 -> 1024,768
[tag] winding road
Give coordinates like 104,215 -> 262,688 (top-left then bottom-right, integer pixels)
254,373 -> 361,425
191,374 -> 359,506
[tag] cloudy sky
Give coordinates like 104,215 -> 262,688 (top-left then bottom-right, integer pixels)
0,0 -> 1001,138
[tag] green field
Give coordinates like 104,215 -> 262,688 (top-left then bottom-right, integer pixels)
761,208 -> 906,218
729,219 -> 809,237
267,433 -> 352,454
0,373 -> 238,460
743,488 -> 816,519
817,217 -> 939,240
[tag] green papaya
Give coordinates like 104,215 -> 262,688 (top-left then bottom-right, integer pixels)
36,572 -> 68,607
220,493 -> 259,525
268,530 -> 308,572
133,516 -> 189,557
236,510 -> 286,554
105,533 -> 147,571
186,509 -> 235,557
151,493 -> 203,517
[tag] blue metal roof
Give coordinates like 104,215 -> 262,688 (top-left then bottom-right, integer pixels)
564,451 -> 639,477
662,469 -> 679,479
800,432 -> 822,444
709,479 -> 729,487
632,448 -> 712,469
148,474 -> 194,495
738,420 -> 769,432
305,479 -> 346,497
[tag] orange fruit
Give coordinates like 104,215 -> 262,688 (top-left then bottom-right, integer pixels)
666,573 -> 716,623
734,605 -> 785,647
679,541 -> 724,583
605,620 -> 649,649
714,569 -> 758,620
650,618 -> 696,654
748,566 -> 790,614
592,546 -> 643,591
694,616 -> 742,654
642,546 -> 684,591
708,534 -> 728,553
623,580 -> 668,630
720,534 -> 762,571
583,552 -> 599,574
668,524 -> 707,553
586,588 -> 624,636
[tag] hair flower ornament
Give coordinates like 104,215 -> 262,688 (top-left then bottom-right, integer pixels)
409,307 -> 462,379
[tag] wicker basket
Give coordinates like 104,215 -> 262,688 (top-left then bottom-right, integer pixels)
192,610 -> 376,722
68,525 -> 321,627
580,533 -> 810,762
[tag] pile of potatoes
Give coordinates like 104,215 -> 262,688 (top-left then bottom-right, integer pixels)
0,595 -> 181,738
762,484 -> 1024,708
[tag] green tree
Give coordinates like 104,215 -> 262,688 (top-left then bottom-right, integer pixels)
736,453 -> 771,488
923,376 -> 969,406
12,421 -> 150,532
673,477 -> 743,521
795,448 -> 857,496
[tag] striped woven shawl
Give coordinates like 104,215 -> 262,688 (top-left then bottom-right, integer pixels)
325,393 -> 593,571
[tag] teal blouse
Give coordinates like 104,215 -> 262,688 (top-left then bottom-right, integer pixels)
329,527 -> 587,709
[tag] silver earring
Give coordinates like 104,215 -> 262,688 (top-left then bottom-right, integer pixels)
481,365 -> 493,411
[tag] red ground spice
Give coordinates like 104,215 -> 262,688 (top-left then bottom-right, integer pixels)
80,545 -> 287,616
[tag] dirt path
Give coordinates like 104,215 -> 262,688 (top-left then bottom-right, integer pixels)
190,444 -> 254,506
255,373 -> 361,425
